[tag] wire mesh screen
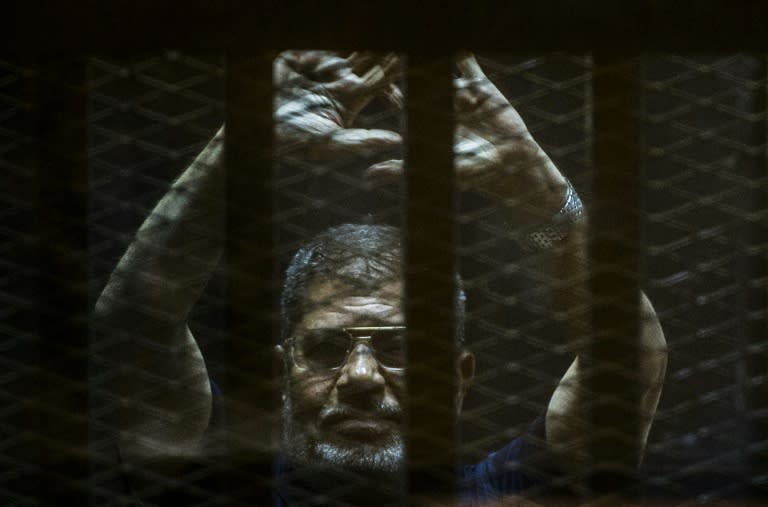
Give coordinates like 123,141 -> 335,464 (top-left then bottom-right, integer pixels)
641,54 -> 767,502
1,58 -> 41,506
1,51 -> 767,506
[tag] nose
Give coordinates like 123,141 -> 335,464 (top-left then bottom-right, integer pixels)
336,342 -> 386,403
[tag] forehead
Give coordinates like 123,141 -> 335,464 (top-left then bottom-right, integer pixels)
299,278 -> 403,329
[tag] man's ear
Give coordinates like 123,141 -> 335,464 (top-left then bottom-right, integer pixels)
456,350 -> 475,414
274,344 -> 286,377
458,350 -> 475,385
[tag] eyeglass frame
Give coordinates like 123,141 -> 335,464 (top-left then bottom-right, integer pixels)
285,325 -> 408,373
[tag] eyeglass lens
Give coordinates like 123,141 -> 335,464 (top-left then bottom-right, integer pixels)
298,328 -> 406,370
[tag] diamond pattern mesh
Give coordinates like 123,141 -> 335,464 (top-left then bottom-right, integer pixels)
1,52 -> 767,505
641,54 -> 767,502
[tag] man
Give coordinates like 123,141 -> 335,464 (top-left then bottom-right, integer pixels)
95,51 -> 667,504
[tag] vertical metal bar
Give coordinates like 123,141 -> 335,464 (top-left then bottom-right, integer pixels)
224,51 -> 277,502
588,53 -> 642,497
403,53 -> 457,504
743,53 -> 768,501
34,54 -> 90,505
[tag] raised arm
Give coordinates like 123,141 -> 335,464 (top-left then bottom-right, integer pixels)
370,54 -> 667,475
536,180 -> 667,477
93,129 -> 226,458
95,51 -> 402,459
449,54 -> 668,474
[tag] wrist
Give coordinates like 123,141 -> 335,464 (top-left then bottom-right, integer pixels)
519,178 -> 585,252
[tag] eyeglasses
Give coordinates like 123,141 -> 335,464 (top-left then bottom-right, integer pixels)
288,326 -> 407,372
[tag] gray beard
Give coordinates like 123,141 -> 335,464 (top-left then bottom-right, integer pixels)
281,398 -> 405,474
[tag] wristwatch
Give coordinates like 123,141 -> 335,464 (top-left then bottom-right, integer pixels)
522,178 -> 584,251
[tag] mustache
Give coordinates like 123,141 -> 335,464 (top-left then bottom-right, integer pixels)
318,402 -> 403,428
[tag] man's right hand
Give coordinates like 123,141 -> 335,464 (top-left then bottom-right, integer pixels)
274,51 -> 402,162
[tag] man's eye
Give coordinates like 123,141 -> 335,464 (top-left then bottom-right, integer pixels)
372,330 -> 405,368
302,330 -> 348,368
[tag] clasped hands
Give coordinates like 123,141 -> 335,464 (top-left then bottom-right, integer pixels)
274,50 -> 565,223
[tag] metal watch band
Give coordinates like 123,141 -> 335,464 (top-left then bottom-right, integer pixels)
522,179 -> 584,251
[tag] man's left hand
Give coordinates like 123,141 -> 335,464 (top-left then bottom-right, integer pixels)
367,53 -> 568,226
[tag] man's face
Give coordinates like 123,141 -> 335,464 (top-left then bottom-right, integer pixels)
280,278 -> 406,472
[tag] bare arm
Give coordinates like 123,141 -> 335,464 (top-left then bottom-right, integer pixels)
545,219 -> 668,476
412,54 -> 668,473
94,128 -> 226,458
95,52 -> 402,460
450,57 -> 667,471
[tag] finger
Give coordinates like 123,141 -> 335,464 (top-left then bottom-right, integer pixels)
456,52 -> 486,80
347,51 -> 376,75
380,83 -> 404,109
279,50 -> 353,83
273,57 -> 296,84
274,55 -> 309,89
276,50 -> 302,65
365,145 -> 500,183
312,128 -> 402,160
380,52 -> 402,81
285,50 -> 335,67
314,55 -> 353,80
365,145 -> 501,184
348,52 -> 400,78
360,53 -> 401,91
279,50 -> 330,73
275,51 -> 325,88
332,54 -> 402,117
364,159 -> 404,180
